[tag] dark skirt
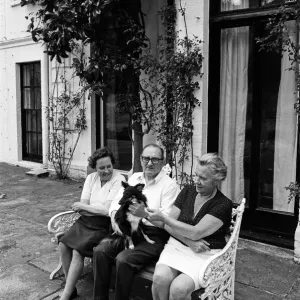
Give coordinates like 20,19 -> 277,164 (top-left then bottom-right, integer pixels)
59,215 -> 111,257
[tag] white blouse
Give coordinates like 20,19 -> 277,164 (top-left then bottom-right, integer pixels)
81,170 -> 125,208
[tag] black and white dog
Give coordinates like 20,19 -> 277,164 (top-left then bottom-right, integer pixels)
113,181 -> 155,248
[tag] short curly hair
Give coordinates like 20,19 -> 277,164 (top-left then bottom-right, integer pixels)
88,147 -> 116,169
198,153 -> 227,182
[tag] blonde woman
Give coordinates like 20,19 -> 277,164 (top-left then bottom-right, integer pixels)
148,153 -> 233,300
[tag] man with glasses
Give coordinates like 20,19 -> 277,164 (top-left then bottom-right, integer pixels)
93,143 -> 179,300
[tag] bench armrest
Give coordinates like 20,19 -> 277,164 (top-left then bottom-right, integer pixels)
47,210 -> 80,234
198,199 -> 245,288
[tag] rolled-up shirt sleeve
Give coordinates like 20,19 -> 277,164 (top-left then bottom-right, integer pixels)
160,181 -> 179,216
80,174 -> 93,203
108,186 -> 124,216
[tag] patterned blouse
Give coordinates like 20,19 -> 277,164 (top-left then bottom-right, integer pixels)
174,185 -> 233,249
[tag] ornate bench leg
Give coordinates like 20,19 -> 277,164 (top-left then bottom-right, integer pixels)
230,271 -> 235,300
50,260 -> 63,280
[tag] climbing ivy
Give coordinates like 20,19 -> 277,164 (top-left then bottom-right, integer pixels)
22,0 -> 204,184
48,61 -> 87,179
140,4 -> 203,186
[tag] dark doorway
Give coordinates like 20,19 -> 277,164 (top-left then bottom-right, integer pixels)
20,62 -> 42,163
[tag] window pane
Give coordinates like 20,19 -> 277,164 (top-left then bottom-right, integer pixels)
26,132 -> 37,155
218,26 -> 250,204
218,22 -> 297,213
37,110 -> 42,132
23,88 -> 35,109
257,49 -> 281,208
22,65 -> 32,86
38,134 -> 42,156
26,111 -> 31,131
35,88 -> 41,109
261,0 -> 283,6
220,0 -> 256,11
103,81 -> 132,171
31,110 -> 37,132
34,63 -> 41,86
258,21 -> 297,213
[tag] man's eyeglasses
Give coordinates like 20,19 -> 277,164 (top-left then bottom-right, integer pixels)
141,156 -> 163,164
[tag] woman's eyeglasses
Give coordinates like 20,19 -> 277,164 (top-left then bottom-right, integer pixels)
141,156 -> 163,164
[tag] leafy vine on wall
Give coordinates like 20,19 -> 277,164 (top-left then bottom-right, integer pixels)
140,3 -> 203,186
21,0 -> 204,185
48,56 -> 87,179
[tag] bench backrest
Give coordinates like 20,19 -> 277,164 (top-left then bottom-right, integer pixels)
48,211 -> 80,234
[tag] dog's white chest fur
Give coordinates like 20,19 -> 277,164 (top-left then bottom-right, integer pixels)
126,212 -> 155,245
126,213 -> 141,232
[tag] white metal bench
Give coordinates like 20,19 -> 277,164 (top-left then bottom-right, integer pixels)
48,197 -> 245,299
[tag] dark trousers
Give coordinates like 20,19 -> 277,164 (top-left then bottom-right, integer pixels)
92,225 -> 169,300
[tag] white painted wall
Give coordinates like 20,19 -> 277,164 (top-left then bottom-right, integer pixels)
0,1 -> 92,178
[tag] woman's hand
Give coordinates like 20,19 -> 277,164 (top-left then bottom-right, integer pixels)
146,208 -> 165,223
72,202 -> 86,212
185,239 -> 211,253
110,211 -> 123,235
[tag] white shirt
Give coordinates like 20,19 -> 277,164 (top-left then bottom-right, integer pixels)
109,170 -> 179,226
81,170 -> 126,208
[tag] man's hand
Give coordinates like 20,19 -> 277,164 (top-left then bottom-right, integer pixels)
185,239 -> 211,253
128,198 -> 147,218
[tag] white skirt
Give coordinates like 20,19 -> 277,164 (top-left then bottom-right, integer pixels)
156,237 -> 221,290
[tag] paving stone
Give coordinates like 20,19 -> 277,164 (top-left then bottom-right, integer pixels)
236,248 -> 300,296
286,278 -> 300,300
0,197 -> 30,207
235,282 -> 283,300
26,168 -> 49,178
30,251 -> 93,278
29,252 -> 60,275
0,263 -> 63,300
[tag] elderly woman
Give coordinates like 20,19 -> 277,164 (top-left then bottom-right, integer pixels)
147,153 -> 233,300
58,147 -> 125,300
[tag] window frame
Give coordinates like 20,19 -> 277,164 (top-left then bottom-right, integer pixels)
20,61 -> 43,163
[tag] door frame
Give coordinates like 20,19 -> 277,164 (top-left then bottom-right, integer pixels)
208,1 -> 299,247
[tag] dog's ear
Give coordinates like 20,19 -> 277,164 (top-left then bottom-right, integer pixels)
122,181 -> 129,189
134,183 -> 145,192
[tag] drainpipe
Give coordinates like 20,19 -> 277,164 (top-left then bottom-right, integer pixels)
41,45 -> 49,168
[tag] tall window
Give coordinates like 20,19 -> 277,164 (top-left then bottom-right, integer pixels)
20,62 -> 42,162
209,0 -> 299,240
102,79 -> 132,171
95,79 -> 133,171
